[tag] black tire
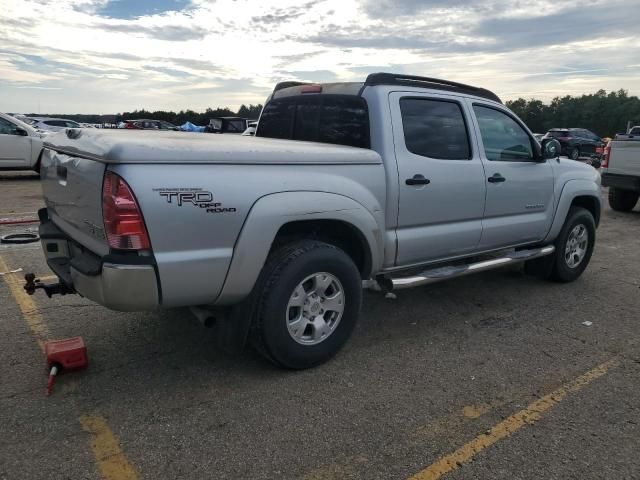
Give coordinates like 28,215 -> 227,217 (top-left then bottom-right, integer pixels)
608,188 -> 639,212
250,240 -> 362,369
569,147 -> 580,160
549,207 -> 596,283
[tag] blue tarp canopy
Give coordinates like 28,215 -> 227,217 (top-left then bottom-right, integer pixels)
180,121 -> 205,132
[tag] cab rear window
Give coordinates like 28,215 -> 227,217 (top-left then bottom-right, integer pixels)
256,95 -> 370,149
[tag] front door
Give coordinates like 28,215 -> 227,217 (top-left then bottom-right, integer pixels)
390,92 -> 487,266
0,117 -> 30,168
469,102 -> 555,250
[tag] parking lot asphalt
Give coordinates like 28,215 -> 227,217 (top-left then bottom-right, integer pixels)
1,170 -> 639,480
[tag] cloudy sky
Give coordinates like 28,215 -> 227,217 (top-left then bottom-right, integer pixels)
0,0 -> 638,114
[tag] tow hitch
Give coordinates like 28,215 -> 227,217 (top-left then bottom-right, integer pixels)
24,273 -> 75,298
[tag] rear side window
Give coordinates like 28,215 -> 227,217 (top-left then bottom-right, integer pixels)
399,98 -> 470,160
257,95 -> 370,149
547,130 -> 568,138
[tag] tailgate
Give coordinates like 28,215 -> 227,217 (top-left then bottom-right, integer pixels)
608,140 -> 640,177
40,147 -> 109,256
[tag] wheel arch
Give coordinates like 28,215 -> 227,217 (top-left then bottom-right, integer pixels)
544,179 -> 602,243
215,191 -> 384,305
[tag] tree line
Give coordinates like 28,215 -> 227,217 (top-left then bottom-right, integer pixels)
506,89 -> 640,137
22,89 -> 640,136
21,104 -> 263,126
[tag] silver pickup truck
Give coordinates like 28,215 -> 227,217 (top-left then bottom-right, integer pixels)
31,73 -> 601,369
602,130 -> 640,211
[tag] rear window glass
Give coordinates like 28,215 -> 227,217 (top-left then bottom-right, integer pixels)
400,98 -> 470,160
547,130 -> 569,137
257,95 -> 370,149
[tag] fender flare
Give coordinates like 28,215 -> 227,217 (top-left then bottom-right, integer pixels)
543,179 -> 602,243
215,191 -> 384,305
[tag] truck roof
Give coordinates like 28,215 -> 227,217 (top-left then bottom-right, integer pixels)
272,72 -> 502,104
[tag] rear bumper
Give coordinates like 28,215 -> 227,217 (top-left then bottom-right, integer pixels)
39,210 -> 160,311
601,173 -> 640,192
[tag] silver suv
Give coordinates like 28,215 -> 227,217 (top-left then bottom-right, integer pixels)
33,73 -> 602,369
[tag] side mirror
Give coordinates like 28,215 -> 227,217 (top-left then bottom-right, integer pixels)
14,127 -> 28,137
541,138 -> 561,160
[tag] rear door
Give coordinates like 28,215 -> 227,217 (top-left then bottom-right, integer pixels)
0,117 -> 30,167
470,102 -> 555,249
390,92 -> 486,265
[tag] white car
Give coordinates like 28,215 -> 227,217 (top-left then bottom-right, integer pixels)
0,112 -> 45,171
24,117 -> 82,132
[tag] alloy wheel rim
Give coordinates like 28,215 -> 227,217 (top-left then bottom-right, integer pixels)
565,224 -> 588,268
286,272 -> 345,345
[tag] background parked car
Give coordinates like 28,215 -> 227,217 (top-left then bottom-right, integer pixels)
120,119 -> 179,130
543,128 -> 604,161
24,117 -> 82,132
533,133 -> 544,142
0,112 -> 44,171
242,121 -> 258,136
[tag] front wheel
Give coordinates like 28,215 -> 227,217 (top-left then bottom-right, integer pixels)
550,207 -> 596,282
250,240 -> 362,369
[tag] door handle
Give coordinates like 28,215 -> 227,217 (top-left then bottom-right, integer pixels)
406,174 -> 431,186
487,173 -> 505,183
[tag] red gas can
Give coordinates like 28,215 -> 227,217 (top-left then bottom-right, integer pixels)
45,337 -> 88,371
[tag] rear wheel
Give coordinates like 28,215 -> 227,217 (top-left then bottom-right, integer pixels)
608,188 -> 639,212
569,147 -> 580,160
250,240 -> 362,369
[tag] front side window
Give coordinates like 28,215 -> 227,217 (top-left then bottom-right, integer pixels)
0,118 -> 19,135
473,105 -> 534,161
400,98 -> 470,160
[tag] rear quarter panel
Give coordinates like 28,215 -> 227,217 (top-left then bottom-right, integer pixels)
113,162 -> 386,307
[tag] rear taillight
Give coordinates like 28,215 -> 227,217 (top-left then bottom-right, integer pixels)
602,143 -> 611,168
102,171 -> 150,250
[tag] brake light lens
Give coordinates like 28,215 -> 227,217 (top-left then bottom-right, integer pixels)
124,122 -> 136,129
102,171 -> 150,250
301,85 -> 322,93
602,143 -> 611,168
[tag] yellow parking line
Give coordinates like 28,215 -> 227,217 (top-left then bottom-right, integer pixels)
0,255 -> 49,352
0,255 -> 138,480
408,358 -> 618,480
80,415 -> 139,480
0,211 -> 37,217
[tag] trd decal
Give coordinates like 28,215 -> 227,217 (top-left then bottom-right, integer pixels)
153,188 -> 236,213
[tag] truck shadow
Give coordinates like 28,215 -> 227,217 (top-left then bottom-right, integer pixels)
65,265 -> 577,405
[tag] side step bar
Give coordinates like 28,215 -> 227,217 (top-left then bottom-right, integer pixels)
389,245 -> 555,290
